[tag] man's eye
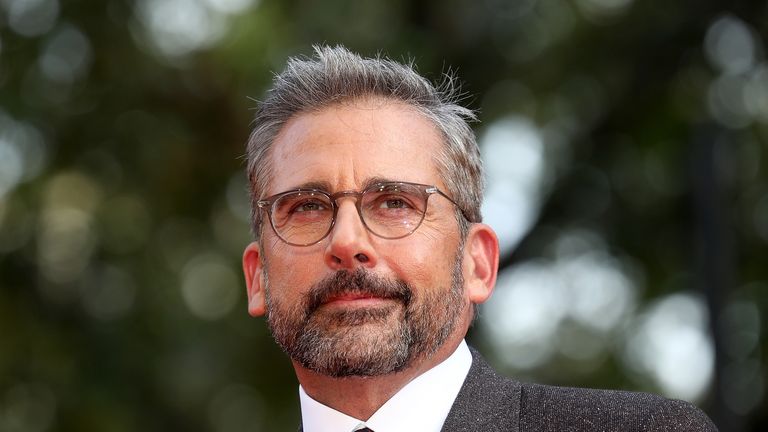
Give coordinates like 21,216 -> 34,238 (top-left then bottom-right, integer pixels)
377,196 -> 412,209
293,200 -> 326,212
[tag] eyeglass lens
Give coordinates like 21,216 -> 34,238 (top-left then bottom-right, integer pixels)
270,183 -> 429,245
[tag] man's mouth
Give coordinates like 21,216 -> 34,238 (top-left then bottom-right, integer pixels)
305,269 -> 412,314
321,292 -> 395,307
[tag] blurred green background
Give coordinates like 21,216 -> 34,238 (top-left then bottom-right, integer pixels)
1,0 -> 766,430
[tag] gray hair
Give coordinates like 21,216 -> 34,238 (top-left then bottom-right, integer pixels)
246,45 -> 484,239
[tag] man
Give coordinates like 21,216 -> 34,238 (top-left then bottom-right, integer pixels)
242,45 -> 717,432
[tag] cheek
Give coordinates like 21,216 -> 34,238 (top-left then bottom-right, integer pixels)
263,244 -> 325,298
385,234 -> 460,289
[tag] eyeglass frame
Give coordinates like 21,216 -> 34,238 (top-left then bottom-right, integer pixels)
256,181 -> 472,246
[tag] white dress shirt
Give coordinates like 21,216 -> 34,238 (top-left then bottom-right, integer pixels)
299,340 -> 472,432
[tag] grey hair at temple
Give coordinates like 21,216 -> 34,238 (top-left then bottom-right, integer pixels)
245,45 -> 484,239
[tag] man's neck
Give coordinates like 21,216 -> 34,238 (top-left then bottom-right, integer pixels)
294,336 -> 464,421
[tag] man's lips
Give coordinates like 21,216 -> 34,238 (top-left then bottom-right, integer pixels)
321,293 -> 395,307
305,270 -> 412,314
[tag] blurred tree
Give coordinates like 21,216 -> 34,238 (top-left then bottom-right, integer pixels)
0,0 -> 766,431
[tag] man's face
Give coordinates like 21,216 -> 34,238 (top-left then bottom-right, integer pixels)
247,98 -> 473,377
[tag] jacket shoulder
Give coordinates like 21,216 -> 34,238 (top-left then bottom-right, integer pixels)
519,382 -> 718,432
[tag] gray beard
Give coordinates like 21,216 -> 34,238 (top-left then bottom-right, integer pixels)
263,253 -> 465,377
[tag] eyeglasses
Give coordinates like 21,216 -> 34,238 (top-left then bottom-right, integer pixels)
257,181 -> 470,246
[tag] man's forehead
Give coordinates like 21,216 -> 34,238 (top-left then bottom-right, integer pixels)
264,100 -> 445,194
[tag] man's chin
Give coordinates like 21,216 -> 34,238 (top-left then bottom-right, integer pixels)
313,304 -> 400,327
291,313 -> 413,377
298,346 -> 411,378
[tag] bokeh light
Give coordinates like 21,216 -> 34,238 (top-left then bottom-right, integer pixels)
575,0 -> 634,24
38,24 -> 92,85
132,0 -> 258,59
744,64 -> 768,123
36,172 -> 101,288
3,0 -> 60,38
481,116 -> 547,254
705,15 -> 757,75
704,14 -> 766,130
0,111 -> 48,199
482,229 -> 638,372
623,293 -> 714,402
180,252 -> 240,320
708,73 -> 753,129
0,383 -> 57,432
0,137 -> 23,199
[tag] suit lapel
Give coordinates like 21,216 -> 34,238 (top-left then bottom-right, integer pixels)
297,348 -> 520,432
440,347 -> 521,432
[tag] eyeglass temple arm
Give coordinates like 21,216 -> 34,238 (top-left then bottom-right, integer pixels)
426,187 -> 474,223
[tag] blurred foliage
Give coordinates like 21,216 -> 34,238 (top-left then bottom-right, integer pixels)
0,0 -> 767,431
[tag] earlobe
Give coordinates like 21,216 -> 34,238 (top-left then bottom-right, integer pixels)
243,242 -> 267,317
463,223 -> 499,305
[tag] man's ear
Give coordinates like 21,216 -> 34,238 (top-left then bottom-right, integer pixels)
243,241 -> 267,317
463,223 -> 499,305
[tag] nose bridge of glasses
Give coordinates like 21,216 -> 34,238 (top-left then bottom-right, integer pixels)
329,189 -> 365,205
329,190 -> 366,223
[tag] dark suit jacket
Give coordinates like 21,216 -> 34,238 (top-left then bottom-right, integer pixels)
440,348 -> 718,431
298,347 -> 718,431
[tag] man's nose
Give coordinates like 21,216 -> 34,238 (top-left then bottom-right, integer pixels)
324,200 -> 377,270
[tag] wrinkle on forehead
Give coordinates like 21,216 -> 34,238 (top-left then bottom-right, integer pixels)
275,96 -> 427,148
266,97 -> 445,195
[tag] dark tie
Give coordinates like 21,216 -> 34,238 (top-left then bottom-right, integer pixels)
356,428 -> 373,432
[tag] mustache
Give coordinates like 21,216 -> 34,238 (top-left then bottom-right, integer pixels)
306,269 -> 412,314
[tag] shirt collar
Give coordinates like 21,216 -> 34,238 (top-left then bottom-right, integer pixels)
299,340 -> 472,432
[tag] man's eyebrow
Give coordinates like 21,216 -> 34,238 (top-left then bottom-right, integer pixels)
290,181 -> 332,191
361,177 -> 402,189
285,177 -> 407,193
